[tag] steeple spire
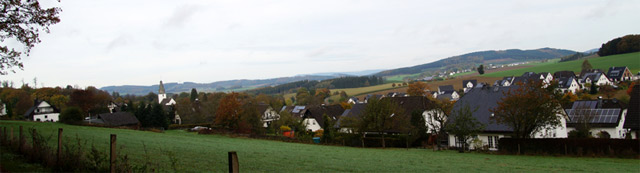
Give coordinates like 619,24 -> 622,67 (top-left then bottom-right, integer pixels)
159,81 -> 166,94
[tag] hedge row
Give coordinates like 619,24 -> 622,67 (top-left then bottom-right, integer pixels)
499,138 -> 639,158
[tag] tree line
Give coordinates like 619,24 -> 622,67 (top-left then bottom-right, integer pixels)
597,34 -> 640,57
249,76 -> 384,95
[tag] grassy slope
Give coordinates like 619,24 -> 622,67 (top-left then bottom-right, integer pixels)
1,121 -> 638,172
483,52 -> 640,77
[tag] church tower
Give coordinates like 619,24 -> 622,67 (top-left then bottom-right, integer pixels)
158,80 -> 167,104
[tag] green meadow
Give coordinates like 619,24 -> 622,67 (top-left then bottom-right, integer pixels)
483,52 -> 640,77
1,121 -> 638,172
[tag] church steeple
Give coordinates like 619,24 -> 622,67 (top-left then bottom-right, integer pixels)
158,81 -> 167,104
159,81 -> 166,94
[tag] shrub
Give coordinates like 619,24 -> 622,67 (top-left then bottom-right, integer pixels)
314,130 -> 324,137
280,125 -> 291,131
59,107 -> 83,124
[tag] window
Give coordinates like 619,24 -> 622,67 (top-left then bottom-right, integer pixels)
494,136 -> 499,148
488,136 -> 493,148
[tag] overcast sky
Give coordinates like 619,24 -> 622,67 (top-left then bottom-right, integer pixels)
4,0 -> 639,88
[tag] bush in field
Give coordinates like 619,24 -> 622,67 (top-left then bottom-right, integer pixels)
60,107 -> 83,124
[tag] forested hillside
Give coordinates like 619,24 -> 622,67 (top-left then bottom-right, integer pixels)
375,48 -> 576,77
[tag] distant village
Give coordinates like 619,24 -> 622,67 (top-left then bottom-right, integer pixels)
4,63 -> 638,151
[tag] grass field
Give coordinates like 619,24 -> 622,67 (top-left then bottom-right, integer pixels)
2,121 -> 638,172
483,52 -> 640,77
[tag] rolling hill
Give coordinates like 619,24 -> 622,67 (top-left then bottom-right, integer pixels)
101,75 -> 340,95
375,48 -> 576,77
483,52 -> 640,77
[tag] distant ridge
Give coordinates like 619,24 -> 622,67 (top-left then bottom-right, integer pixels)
101,75 -> 339,95
375,48 -> 576,77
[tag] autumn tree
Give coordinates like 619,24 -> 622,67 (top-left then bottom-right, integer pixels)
407,81 -> 429,96
215,92 -> 242,129
490,80 -> 563,138
357,98 -> 407,148
295,88 -> 311,105
427,99 -> 455,150
0,88 -> 33,119
1,0 -> 62,75
599,84 -> 616,98
238,99 -> 264,134
446,103 -> 484,152
59,106 -> 83,124
477,65 -> 485,75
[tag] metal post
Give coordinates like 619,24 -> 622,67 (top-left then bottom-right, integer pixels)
228,151 -> 239,173
110,134 -> 117,173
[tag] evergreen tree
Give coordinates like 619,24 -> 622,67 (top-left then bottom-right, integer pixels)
582,59 -> 593,72
190,88 -> 198,102
477,65 -> 485,75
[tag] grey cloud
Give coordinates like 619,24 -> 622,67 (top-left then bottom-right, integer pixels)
106,35 -> 130,53
164,5 -> 200,28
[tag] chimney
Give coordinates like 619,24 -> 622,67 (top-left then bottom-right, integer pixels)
597,96 -> 603,108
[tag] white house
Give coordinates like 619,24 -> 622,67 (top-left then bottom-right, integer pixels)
258,104 -> 280,128
23,101 -> 60,122
581,72 -> 612,86
301,105 -> 344,132
565,99 -> 629,139
462,80 -> 477,93
447,85 -> 568,151
557,77 -> 580,94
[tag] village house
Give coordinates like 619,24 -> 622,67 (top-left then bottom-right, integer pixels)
623,84 -> 639,139
435,85 -> 459,101
580,72 -> 612,86
347,97 -> 360,104
300,105 -> 345,132
258,104 -> 280,128
606,66 -> 633,82
280,105 -> 307,118
553,71 -> 577,79
565,99 -> 629,139
556,77 -> 580,94
462,80 -> 477,93
448,85 -> 568,150
91,112 -> 141,128
336,103 -> 367,133
23,100 -> 60,122
494,76 -> 514,87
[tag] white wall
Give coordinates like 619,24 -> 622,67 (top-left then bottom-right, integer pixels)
33,113 -> 59,122
533,113 -> 568,138
303,118 -> 322,132
448,134 -> 507,151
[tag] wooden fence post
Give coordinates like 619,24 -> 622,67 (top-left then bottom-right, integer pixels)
564,143 -> 567,155
228,151 -> 239,173
58,128 -> 63,165
517,143 -> 521,155
9,127 -> 13,146
110,134 -> 117,173
19,126 -> 24,152
32,129 -> 38,156
2,127 -> 6,144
